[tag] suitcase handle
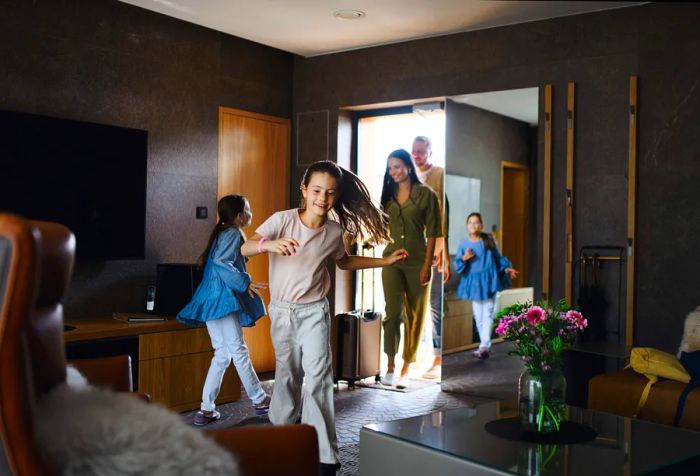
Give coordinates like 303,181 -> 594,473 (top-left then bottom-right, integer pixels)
361,310 -> 381,322
359,245 -> 378,316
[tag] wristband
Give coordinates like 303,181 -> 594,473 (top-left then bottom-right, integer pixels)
257,236 -> 269,254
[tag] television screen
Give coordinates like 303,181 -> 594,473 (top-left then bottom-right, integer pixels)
0,109 -> 147,260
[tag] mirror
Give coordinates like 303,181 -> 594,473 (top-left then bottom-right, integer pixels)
337,88 -> 543,391
441,87 -> 540,397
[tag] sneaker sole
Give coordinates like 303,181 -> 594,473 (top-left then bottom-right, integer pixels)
193,417 -> 220,426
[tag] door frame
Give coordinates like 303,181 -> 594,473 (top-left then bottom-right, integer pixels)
500,161 -> 530,288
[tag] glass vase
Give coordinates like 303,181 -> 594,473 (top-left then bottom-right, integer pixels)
519,368 -> 566,434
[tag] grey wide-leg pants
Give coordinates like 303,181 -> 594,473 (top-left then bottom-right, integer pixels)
268,298 -> 338,464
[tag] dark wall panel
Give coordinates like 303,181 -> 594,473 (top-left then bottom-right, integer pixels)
445,100 -> 531,234
292,3 -> 700,351
0,0 -> 294,318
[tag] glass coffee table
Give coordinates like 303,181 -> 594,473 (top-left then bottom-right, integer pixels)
360,401 -> 700,475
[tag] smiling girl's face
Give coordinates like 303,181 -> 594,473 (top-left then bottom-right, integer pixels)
301,172 -> 339,218
467,214 -> 483,236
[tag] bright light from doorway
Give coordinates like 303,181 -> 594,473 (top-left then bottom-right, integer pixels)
355,109 -> 446,380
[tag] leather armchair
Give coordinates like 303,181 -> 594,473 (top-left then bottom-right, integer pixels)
0,213 -> 319,475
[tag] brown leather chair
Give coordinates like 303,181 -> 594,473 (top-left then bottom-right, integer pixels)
0,214 -> 319,475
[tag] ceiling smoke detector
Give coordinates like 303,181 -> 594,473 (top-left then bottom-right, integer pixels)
333,9 -> 366,20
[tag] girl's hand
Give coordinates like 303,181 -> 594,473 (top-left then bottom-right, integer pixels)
386,249 -> 409,265
419,264 -> 432,286
461,247 -> 475,262
248,281 -> 267,298
265,237 -> 299,256
505,268 -> 519,279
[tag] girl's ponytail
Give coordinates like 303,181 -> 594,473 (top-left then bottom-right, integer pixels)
199,195 -> 247,266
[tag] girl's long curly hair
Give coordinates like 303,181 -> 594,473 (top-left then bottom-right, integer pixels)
300,161 -> 391,245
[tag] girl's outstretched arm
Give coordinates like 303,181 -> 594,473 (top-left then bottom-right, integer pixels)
336,249 -> 408,270
241,232 -> 299,257
493,244 -> 518,278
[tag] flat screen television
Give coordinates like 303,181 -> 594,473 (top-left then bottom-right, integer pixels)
0,109 -> 147,260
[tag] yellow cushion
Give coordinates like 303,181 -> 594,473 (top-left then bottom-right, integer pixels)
629,347 -> 690,383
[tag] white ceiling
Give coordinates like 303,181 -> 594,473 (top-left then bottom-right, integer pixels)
450,88 -> 539,125
119,0 -> 644,57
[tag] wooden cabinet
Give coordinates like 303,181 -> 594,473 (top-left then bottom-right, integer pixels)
138,327 -> 241,412
443,294 -> 473,354
65,319 -> 241,412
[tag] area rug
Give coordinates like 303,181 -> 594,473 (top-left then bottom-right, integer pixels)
354,377 -> 439,393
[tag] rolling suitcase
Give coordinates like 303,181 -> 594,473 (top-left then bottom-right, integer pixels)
333,258 -> 382,388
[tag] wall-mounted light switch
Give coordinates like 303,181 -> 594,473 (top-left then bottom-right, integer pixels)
196,206 -> 208,219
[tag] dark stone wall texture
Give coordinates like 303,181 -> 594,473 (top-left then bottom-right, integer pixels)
292,3 -> 700,351
0,0 -> 294,317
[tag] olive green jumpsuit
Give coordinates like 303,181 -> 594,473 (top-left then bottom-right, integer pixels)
382,183 -> 442,363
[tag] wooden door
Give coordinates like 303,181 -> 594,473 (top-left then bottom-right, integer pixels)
218,107 -> 290,372
500,162 -> 529,289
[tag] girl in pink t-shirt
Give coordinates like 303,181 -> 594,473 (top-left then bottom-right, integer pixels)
242,161 -> 407,474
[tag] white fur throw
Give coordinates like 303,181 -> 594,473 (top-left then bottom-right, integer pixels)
34,367 -> 240,476
678,305 -> 700,357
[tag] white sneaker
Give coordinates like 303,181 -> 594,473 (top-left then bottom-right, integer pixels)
421,365 -> 441,380
380,372 -> 396,386
396,375 -> 410,389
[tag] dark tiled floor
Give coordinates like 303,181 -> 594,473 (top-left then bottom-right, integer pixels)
182,374 -> 490,476
441,341 -> 523,401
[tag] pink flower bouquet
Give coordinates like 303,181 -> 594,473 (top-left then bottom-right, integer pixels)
494,300 -> 588,377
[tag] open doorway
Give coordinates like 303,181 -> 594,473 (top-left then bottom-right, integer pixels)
354,106 -> 446,383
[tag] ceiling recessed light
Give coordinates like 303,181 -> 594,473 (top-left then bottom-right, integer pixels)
333,9 -> 365,20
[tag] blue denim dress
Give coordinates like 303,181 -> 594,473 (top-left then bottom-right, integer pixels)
454,235 -> 512,301
177,227 -> 265,327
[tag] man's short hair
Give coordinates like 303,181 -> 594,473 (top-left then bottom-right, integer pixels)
413,135 -> 432,151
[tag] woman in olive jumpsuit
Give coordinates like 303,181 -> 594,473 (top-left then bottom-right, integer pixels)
379,149 -> 442,387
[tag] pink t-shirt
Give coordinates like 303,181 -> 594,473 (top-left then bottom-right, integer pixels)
256,209 -> 346,304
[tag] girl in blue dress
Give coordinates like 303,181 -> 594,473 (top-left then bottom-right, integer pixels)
178,195 -> 270,426
454,212 -> 518,359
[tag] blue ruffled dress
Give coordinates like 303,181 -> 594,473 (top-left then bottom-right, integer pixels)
177,227 -> 265,327
454,235 -> 512,301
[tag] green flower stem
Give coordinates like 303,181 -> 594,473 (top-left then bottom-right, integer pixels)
535,380 -> 561,433
542,444 -> 558,468
544,405 -> 561,431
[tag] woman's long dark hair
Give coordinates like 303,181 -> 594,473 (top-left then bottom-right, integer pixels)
300,161 -> 391,245
466,212 -> 493,250
380,149 -> 421,209
199,194 -> 247,266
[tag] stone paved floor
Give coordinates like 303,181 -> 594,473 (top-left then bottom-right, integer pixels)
182,375 -> 491,475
